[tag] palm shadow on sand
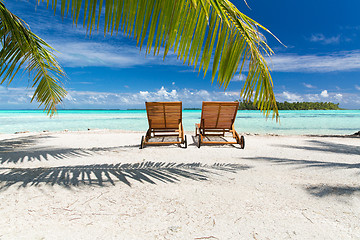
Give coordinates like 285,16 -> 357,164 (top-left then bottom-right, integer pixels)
305,184 -> 360,198
244,157 -> 360,171
245,138 -> 360,171
0,162 -> 251,191
0,134 -> 139,164
275,140 -> 360,156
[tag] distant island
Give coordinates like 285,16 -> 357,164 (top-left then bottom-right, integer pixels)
237,101 -> 342,110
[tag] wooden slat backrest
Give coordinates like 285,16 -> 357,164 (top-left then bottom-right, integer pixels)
200,101 -> 239,129
146,102 -> 182,129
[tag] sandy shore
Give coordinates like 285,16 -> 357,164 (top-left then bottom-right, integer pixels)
0,130 -> 359,239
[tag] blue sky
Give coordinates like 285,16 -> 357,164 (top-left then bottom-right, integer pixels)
1,0 -> 360,109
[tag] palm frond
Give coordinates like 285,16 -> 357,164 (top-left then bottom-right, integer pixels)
45,0 -> 280,119
0,1 -> 66,116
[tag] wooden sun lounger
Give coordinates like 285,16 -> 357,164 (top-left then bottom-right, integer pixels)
195,101 -> 245,148
140,102 -> 187,149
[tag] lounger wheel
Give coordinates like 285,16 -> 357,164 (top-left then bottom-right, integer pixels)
198,135 -> 201,148
240,135 -> 245,149
140,136 -> 145,149
183,135 -> 187,148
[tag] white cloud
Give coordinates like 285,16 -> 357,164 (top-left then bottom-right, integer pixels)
309,33 -> 340,44
231,74 -> 246,82
355,85 -> 360,91
58,88 -> 359,109
139,91 -> 149,97
45,87 -> 240,109
49,41 -> 181,68
77,82 -> 94,85
154,87 -> 178,100
334,93 -> 343,101
268,51 -> 360,72
1,85 -> 360,109
281,91 -> 303,102
178,69 -> 197,73
49,39 -> 360,74
320,90 -> 329,98
303,83 -> 316,89
0,87 -> 37,107
304,94 -> 320,102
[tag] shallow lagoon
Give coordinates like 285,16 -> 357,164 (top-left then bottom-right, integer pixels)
0,110 -> 359,135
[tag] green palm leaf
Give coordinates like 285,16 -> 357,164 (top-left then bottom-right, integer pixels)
0,0 -> 66,116
1,0 -> 280,119
45,0 -> 280,119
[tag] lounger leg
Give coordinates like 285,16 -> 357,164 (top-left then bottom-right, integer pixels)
234,131 -> 240,143
182,124 -> 187,148
230,124 -> 243,147
140,136 -> 145,149
233,130 -> 245,149
141,129 -> 151,149
178,123 -> 183,143
182,124 -> 184,142
230,124 -> 237,139
181,125 -> 184,142
231,125 -> 239,141
198,133 -> 202,148
145,129 -> 151,142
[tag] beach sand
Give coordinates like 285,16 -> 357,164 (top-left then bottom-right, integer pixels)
0,130 -> 359,239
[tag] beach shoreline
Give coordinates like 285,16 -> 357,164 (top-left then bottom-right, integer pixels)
3,128 -> 359,139
0,130 -> 359,239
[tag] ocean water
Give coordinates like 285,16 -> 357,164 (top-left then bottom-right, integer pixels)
0,110 -> 359,135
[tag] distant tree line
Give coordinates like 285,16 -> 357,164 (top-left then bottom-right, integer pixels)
237,101 -> 341,110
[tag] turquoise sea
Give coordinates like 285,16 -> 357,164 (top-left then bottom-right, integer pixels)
0,110 -> 359,135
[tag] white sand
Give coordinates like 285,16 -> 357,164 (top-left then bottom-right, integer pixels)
0,130 -> 359,239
